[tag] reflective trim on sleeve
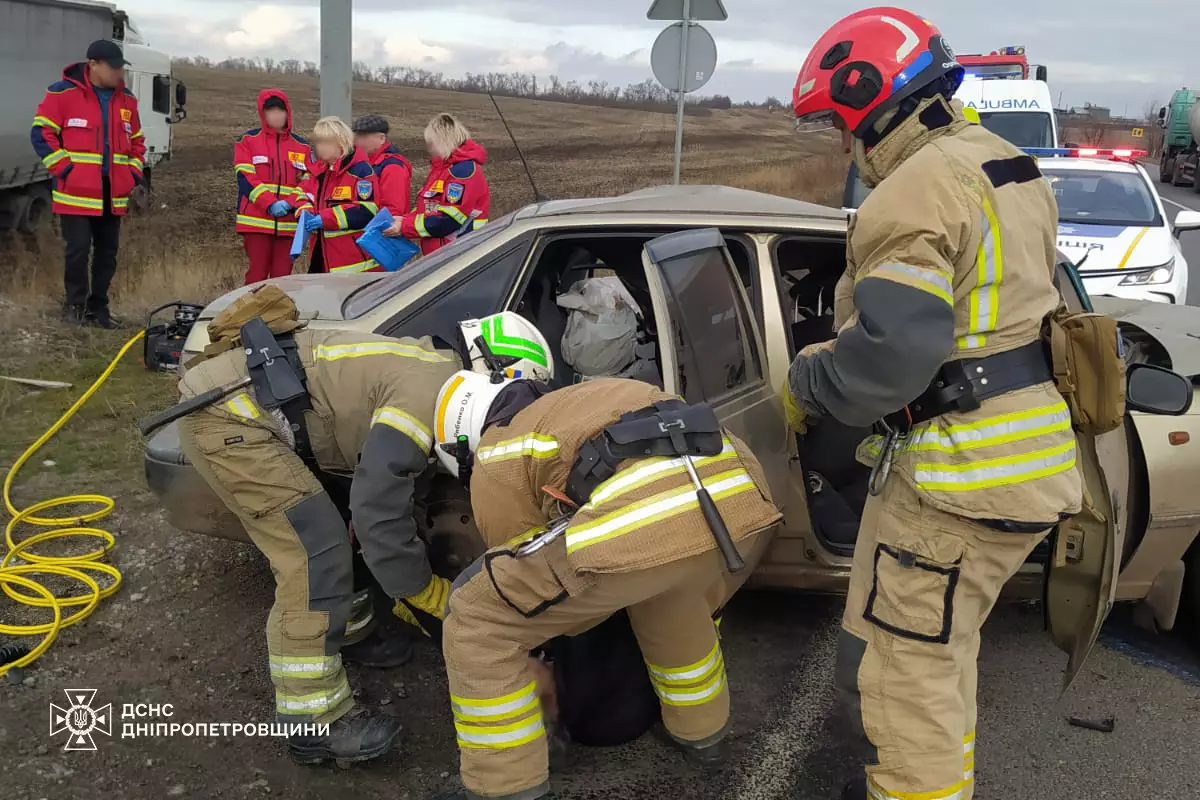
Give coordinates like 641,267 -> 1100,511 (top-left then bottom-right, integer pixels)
113,154 -> 142,169
414,213 -> 429,238
958,195 -> 1003,351
277,186 -> 305,196
472,218 -> 488,230
52,191 -> 103,210
130,130 -> 144,140
371,406 -> 433,452
269,654 -> 343,679
436,205 -> 469,224
224,392 -> 261,420
869,263 -> 954,306
586,440 -> 738,509
234,162 -> 257,175
236,214 -> 277,231
111,196 -> 129,210
248,184 -> 272,203
450,681 -> 540,722
904,403 -> 1071,454
275,680 -> 351,715
475,434 -> 560,464
33,115 -> 62,132
332,205 -> 348,230
913,440 -> 1077,492
565,470 -> 756,554
313,341 -> 452,364
42,150 -> 68,168
360,202 -> 379,214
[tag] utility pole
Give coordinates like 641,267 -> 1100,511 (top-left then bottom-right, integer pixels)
320,0 -> 352,122
671,0 -> 692,185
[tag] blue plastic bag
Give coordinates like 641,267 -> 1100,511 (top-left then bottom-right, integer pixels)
290,211 -> 311,259
357,208 -> 419,272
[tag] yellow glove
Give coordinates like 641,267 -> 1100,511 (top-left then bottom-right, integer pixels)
779,380 -> 808,434
393,574 -> 452,638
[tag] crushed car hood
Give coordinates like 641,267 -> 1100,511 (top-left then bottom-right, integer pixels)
1092,295 -> 1200,377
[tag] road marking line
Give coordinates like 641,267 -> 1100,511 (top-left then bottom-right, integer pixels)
1161,195 -> 1198,213
720,616 -> 839,800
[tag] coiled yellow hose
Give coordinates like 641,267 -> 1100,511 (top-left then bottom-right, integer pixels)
0,331 -> 145,677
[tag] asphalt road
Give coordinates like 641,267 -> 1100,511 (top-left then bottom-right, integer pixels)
1157,179 -> 1200,306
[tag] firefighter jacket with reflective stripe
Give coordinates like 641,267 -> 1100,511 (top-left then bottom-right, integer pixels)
789,96 -> 1082,525
294,149 -> 382,273
400,139 -> 490,255
179,330 -> 459,597
464,379 -> 782,574
234,89 -> 313,237
30,62 -> 146,217
368,142 -> 413,217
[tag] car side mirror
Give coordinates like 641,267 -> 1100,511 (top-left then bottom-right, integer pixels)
1173,209 -> 1200,237
1157,106 -> 1167,120
175,82 -> 188,107
1126,363 -> 1193,416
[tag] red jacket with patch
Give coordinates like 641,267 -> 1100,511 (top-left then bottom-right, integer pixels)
30,62 -> 146,217
294,148 -> 382,273
399,139 -> 490,255
234,89 -> 313,237
367,142 -> 413,217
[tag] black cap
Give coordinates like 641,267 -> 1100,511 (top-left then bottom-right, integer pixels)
352,115 -> 389,135
86,40 -> 130,67
262,96 -> 287,112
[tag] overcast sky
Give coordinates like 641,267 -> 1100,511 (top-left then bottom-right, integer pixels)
120,0 -> 1190,115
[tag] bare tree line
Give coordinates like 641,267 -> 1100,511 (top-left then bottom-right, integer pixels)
174,56 -> 788,114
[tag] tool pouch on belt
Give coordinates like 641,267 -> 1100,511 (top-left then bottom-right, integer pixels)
1045,307 -> 1126,435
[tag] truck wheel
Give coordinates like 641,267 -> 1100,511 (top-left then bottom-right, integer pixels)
17,184 -> 52,233
1172,161 -> 1189,187
1160,155 -> 1174,184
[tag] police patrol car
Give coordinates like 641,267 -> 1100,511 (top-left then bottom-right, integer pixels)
1036,151 -> 1197,304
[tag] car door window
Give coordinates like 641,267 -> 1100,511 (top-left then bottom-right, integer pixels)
647,231 -> 763,403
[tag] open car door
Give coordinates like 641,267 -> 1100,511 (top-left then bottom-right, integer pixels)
638,227 -> 790,503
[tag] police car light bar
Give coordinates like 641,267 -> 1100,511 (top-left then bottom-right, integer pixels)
1021,147 -> 1148,161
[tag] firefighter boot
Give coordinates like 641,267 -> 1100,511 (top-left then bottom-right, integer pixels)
652,723 -> 729,771
287,707 -> 403,765
342,629 -> 415,668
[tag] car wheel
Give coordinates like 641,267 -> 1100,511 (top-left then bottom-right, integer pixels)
1180,539 -> 1200,647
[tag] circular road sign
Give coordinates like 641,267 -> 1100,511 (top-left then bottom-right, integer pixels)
651,21 -> 718,94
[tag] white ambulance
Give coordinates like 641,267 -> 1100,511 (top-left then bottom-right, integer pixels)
954,76 -> 1058,149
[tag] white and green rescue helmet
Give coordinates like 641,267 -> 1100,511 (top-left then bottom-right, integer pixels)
459,312 -> 554,382
433,370 -> 514,474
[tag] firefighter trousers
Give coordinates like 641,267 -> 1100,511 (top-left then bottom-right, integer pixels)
836,476 -> 1049,800
179,413 -> 356,726
443,535 -> 764,799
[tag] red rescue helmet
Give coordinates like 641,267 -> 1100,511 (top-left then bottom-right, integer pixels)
793,7 -> 962,139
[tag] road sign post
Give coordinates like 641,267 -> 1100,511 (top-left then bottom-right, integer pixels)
672,0 -> 691,185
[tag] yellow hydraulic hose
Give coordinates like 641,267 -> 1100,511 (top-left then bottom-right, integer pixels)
0,330 -> 145,677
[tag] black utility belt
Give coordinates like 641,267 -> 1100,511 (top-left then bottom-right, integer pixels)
883,340 -> 1053,431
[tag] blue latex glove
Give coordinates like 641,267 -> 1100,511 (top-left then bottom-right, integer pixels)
303,212 -> 325,232
267,200 -> 292,217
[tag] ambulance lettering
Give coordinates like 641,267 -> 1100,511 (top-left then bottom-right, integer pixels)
965,99 -> 1043,110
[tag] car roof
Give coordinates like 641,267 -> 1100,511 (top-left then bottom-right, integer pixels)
1038,157 -> 1142,174
520,184 -> 845,221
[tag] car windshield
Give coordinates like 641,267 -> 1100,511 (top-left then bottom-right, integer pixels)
1041,168 -> 1162,227
341,212 -> 516,318
978,111 -> 1054,148
963,65 -> 1026,80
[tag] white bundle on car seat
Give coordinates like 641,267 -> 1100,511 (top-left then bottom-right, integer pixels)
557,276 -> 643,377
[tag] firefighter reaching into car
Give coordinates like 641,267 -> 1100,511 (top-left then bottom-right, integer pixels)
293,116 -> 382,274
427,370 -> 782,800
234,89 -> 312,285
783,8 -> 1086,800
384,113 -> 490,254
168,288 -> 547,766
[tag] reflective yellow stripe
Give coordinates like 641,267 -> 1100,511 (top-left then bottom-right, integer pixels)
476,434 -> 559,464
451,681 -> 539,722
649,658 -> 726,707
276,680 -> 351,715
870,263 -> 954,306
913,440 -> 1076,492
224,393 -> 260,420
235,162 -> 256,175
313,342 -> 452,363
472,218 -> 488,230
646,641 -> 723,688
345,607 -> 373,635
131,130 -> 144,139
587,440 -> 738,508
277,221 -> 298,232
42,150 -> 68,168
269,654 -> 343,679
236,214 -> 277,230
565,470 -> 756,554
66,151 -> 103,164
323,228 -> 358,239
958,196 -> 1002,350
249,184 -> 272,203
278,186 -> 305,196
332,205 -> 348,230
867,777 -> 971,800
33,115 -> 61,132
113,154 -> 142,169
111,197 -> 128,209
437,205 -> 468,224
455,712 -> 545,749
1117,227 -> 1150,269
360,202 -> 379,214
371,406 -> 433,452
503,525 -> 544,549
904,403 -> 1071,454
414,213 -> 429,237
52,190 -> 102,210
329,258 -> 378,273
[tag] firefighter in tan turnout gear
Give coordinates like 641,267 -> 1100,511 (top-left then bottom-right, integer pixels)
173,285 -> 470,765
785,9 -> 1083,800
428,372 -> 782,800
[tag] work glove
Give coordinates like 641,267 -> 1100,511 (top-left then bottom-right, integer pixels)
779,379 -> 808,434
267,200 -> 292,217
303,212 -> 325,232
393,574 -> 452,641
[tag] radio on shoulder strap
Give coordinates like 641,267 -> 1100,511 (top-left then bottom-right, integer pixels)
240,317 -> 318,468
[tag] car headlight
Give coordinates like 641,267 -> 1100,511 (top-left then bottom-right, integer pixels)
1120,258 -> 1175,286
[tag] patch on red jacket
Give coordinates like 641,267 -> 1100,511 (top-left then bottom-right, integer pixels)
356,180 -> 373,200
